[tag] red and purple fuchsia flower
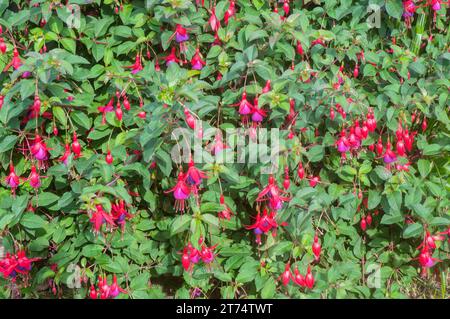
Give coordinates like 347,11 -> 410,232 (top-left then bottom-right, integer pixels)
191,48 -> 206,70
415,230 -> 444,277
181,240 -> 218,272
256,175 -> 291,211
5,163 -> 20,194
88,204 -> 116,234
111,199 -> 133,234
245,209 -> 287,245
89,275 -> 127,299
0,250 -> 40,280
30,134 -> 50,161
165,170 -> 192,212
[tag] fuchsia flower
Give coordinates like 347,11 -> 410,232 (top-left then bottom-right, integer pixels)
262,80 -> 271,93
89,275 -> 127,299
185,159 -> 207,187
209,132 -> 228,155
28,165 -> 45,189
184,107 -> 196,129
245,209 -> 287,245
208,7 -> 220,32
224,0 -> 236,25
234,91 -> 253,115
200,244 -> 217,264
4,48 -> 22,72
191,48 -> 206,70
336,132 -> 350,153
403,0 -> 417,17
383,141 -> 397,164
59,144 -> 71,165
164,47 -> 180,66
312,233 -> 321,261
181,242 -> 217,271
174,24 -> 189,43
165,171 -> 191,212
0,250 -> 40,279
124,53 -> 143,74
5,163 -> 20,190
431,0 -> 441,11
89,204 -> 115,234
111,200 -> 133,233
30,134 -> 49,161
256,175 -> 291,211
98,98 -> 114,125
414,229 -> 444,276
251,97 -> 267,125
218,194 -> 234,221
230,91 -> 254,125
280,263 -> 292,286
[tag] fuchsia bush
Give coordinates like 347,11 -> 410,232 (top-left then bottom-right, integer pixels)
0,0 -> 448,299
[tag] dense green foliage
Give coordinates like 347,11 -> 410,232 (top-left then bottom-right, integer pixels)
0,0 -> 448,299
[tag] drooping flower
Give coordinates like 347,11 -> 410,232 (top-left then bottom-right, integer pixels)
71,132 -> 82,159
89,204 -> 115,234
218,194 -> 234,221
256,175 -> 291,211
233,91 -> 253,116
208,7 -> 221,32
0,250 -> 40,279
224,0 -> 236,25
185,159 -> 207,187
200,244 -> 218,264
191,48 -> 206,70
164,171 -> 191,212
383,141 -> 397,164
98,98 -> 114,125
245,209 -> 287,244
304,265 -> 315,289
124,53 -> 143,74
28,165 -> 44,189
174,24 -> 189,43
164,47 -> 180,66
111,200 -> 133,233
30,135 -> 49,161
209,131 -> 229,155
251,97 -> 267,125
5,163 -> 20,191
89,275 -> 127,299
312,233 -> 321,261
59,144 -> 71,165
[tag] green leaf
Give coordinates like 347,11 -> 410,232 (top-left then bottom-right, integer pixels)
403,223 -> 423,239
385,1 -> 403,19
261,277 -> 276,298
0,135 -> 18,152
373,166 -> 392,181
381,213 -> 403,225
170,215 -> 192,236
368,190 -> 381,209
417,159 -> 431,178
38,192 -> 59,207
202,213 -> 219,228
53,106 -> 67,127
81,244 -> 103,258
20,213 -> 47,229
307,145 -> 324,162
61,38 -> 76,54
72,111 -> 92,130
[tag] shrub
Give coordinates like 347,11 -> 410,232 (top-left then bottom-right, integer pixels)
0,0 -> 448,299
